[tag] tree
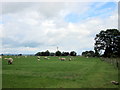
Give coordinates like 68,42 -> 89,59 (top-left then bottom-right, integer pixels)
44,50 -> 50,56
35,52 -> 41,56
70,51 -> 77,56
82,50 -> 95,57
1,54 -> 4,56
41,52 -> 45,56
18,54 -> 22,56
50,52 -> 55,56
94,29 -> 120,57
89,51 -> 95,57
61,52 -> 69,56
55,51 -> 61,56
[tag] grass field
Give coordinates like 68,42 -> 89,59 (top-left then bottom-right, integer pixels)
2,56 -> 119,88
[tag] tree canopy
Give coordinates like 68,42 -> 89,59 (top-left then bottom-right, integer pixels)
35,50 -> 77,56
94,29 -> 120,57
70,51 -> 77,56
82,50 -> 95,57
55,51 -> 62,56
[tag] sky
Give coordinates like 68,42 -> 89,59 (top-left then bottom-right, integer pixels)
0,1 -> 118,55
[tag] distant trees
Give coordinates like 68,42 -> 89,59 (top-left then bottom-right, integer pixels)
70,51 -> 77,56
44,50 -> 50,56
35,50 -> 50,56
35,50 -> 77,56
35,52 -> 41,56
55,51 -> 61,56
94,29 -> 120,57
50,52 -> 55,56
61,52 -> 69,56
18,54 -> 22,56
82,51 -> 95,57
1,54 -> 4,56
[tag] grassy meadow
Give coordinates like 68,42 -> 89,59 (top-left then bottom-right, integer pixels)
2,56 -> 119,88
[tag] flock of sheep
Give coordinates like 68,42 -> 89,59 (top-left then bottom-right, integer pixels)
2,56 -> 73,65
37,56 -> 72,61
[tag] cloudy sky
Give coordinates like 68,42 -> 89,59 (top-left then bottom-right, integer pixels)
0,1 -> 118,55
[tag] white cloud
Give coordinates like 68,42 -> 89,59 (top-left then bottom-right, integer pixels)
1,2 -> 118,55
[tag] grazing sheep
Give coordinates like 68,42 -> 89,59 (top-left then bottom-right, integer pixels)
59,57 -> 66,61
4,58 -> 7,60
111,81 -> 119,85
37,56 -> 40,61
25,56 -> 27,58
69,58 -> 72,61
44,57 -> 48,59
37,59 -> 40,61
4,58 -> 13,64
37,56 -> 40,59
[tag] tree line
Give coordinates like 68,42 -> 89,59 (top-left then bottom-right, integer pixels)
35,50 -> 77,56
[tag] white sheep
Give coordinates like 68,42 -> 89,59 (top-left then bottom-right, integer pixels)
37,59 -> 40,61
37,56 -> 40,59
69,58 -> 72,61
111,81 -> 119,85
44,57 -> 48,59
59,57 -> 66,61
4,58 -> 13,64
37,56 -> 40,61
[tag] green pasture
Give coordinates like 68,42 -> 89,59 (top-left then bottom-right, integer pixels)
2,56 -> 119,88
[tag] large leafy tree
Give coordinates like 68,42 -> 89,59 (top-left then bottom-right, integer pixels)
94,29 -> 120,57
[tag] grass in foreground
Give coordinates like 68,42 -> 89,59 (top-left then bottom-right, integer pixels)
2,56 -> 119,88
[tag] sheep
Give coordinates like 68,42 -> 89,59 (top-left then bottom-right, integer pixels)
4,58 -> 7,60
37,56 -> 40,59
37,59 -> 40,61
59,57 -> 66,61
44,57 -> 48,59
111,81 -> 119,85
25,56 -> 27,58
69,58 -> 72,61
44,57 -> 50,60
4,58 -> 13,64
37,56 -> 40,61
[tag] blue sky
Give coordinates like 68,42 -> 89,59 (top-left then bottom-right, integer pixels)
65,2 -> 117,23
0,1 -> 118,55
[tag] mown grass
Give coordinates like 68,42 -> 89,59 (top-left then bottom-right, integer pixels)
2,56 -> 119,88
